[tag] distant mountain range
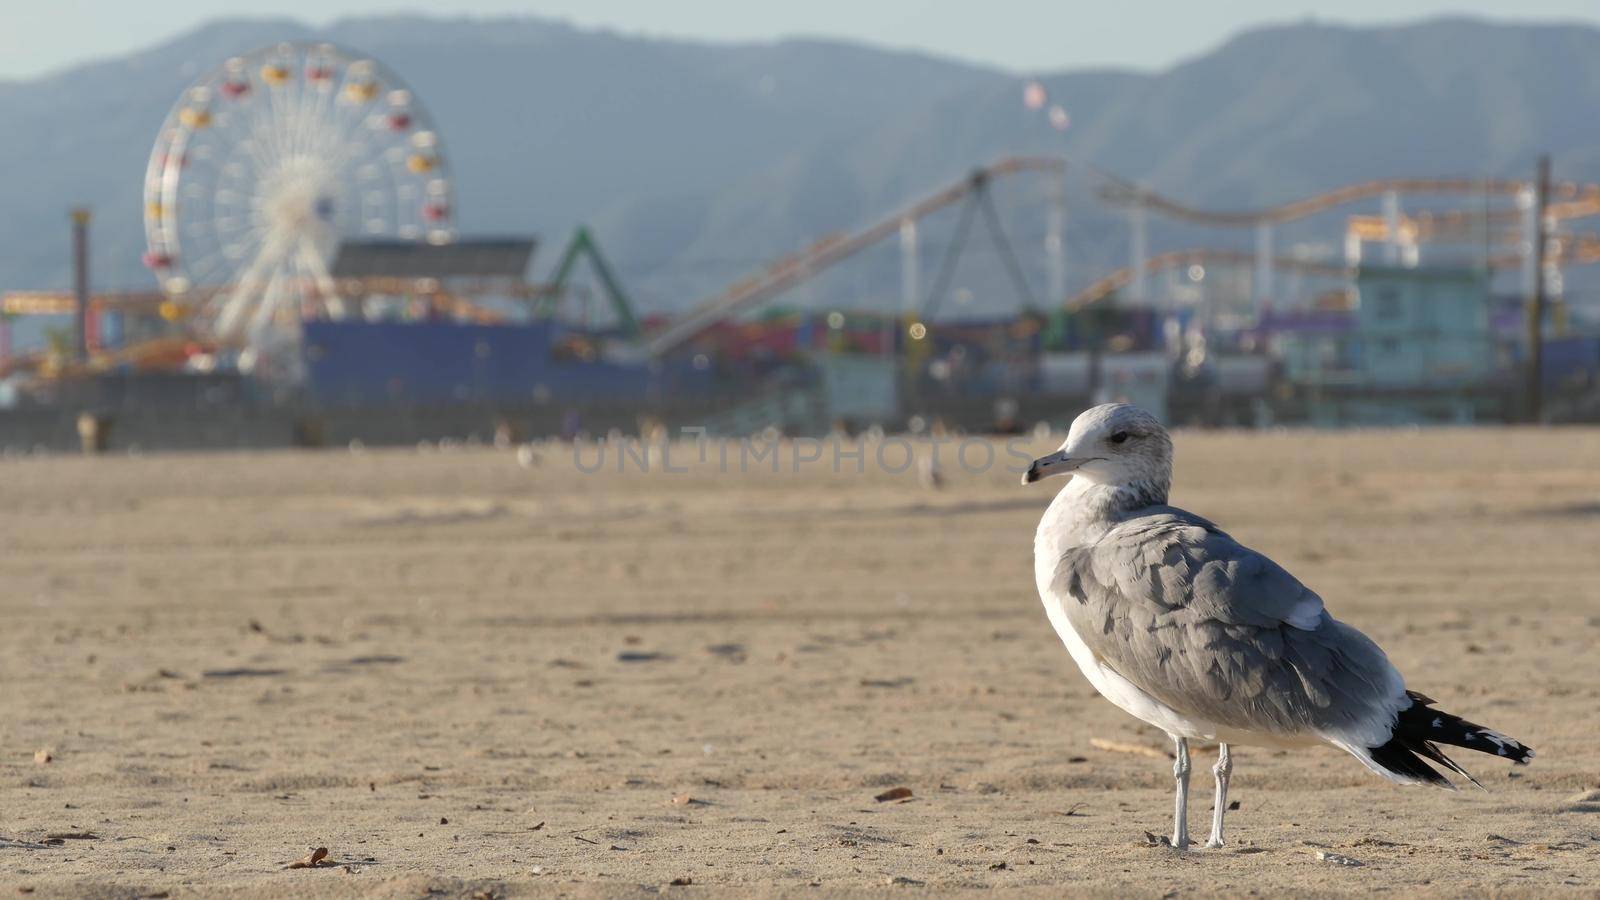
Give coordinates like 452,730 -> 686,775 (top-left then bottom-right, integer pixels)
3,15 -> 1599,328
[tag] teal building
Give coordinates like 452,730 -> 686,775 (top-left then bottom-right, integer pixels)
1353,266 -> 1494,390
1275,266 -> 1501,424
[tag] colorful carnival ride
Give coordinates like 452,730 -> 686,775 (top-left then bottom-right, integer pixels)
3,42 -> 467,385
7,50 -> 1600,415
142,42 -> 455,362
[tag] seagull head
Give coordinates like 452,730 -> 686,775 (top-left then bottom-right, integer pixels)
1022,403 -> 1173,495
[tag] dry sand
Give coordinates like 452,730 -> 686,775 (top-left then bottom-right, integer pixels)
3,428 -> 1599,897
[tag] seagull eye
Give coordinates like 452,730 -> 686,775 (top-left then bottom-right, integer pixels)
1108,431 -> 1130,445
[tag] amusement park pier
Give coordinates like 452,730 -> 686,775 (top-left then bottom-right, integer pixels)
3,46 -> 1600,452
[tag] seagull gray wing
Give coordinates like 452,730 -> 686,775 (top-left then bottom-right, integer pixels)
1049,508 -> 1404,742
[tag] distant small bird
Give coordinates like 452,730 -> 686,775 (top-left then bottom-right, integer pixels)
516,444 -> 541,469
1024,403 -> 1532,850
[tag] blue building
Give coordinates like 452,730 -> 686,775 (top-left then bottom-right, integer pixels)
1271,266 -> 1503,424
302,320 -> 711,408
1352,266 -> 1494,390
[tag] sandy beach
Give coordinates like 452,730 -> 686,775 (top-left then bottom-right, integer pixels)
3,427 -> 1599,897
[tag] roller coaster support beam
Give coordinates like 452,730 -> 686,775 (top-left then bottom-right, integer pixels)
1046,167 -> 1066,305
900,217 -> 919,324
1381,190 -> 1402,265
1518,185 -> 1539,307
1526,155 -> 1550,424
1253,221 -> 1273,315
1128,200 -> 1148,305
644,156 -> 1064,357
72,208 -> 91,365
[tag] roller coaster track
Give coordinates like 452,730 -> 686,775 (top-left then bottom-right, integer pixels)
0,335 -> 207,380
11,158 -> 1600,373
1098,178 -> 1600,227
1,290 -> 169,317
644,156 -> 1065,357
1347,194 -> 1600,243
1066,249 -> 1348,310
1064,235 -> 1600,310
647,161 -> 1600,356
0,284 -> 505,381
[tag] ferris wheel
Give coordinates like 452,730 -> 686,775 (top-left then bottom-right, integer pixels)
142,42 -> 454,355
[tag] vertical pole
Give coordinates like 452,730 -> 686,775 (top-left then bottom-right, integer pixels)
1128,200 -> 1147,306
1381,190 -> 1401,265
1253,221 -> 1273,317
899,216 -> 919,321
897,216 -> 917,408
1343,228 -> 1363,268
1517,183 -> 1537,303
1343,224 -> 1362,308
1479,179 -> 1491,271
1046,167 -> 1065,306
71,208 -> 91,364
1526,155 -> 1550,424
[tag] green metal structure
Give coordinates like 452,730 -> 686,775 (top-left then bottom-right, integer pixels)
542,226 -> 641,337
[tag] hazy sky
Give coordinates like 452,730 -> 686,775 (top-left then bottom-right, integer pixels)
6,1 -> 1599,80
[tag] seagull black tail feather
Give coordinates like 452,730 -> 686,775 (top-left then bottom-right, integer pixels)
1368,691 -> 1534,789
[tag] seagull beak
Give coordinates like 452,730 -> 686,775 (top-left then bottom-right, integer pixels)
1022,450 -> 1097,485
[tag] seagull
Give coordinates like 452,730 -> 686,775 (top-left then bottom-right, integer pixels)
1024,403 -> 1532,850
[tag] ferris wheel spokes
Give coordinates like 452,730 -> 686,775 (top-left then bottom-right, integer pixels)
142,42 -> 456,369
297,234 -> 344,320
215,231 -> 291,341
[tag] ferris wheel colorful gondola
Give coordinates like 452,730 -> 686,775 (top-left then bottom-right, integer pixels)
141,42 -> 455,360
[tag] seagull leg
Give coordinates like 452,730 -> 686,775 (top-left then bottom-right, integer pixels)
1170,735 -> 1191,850
1206,742 -> 1232,849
